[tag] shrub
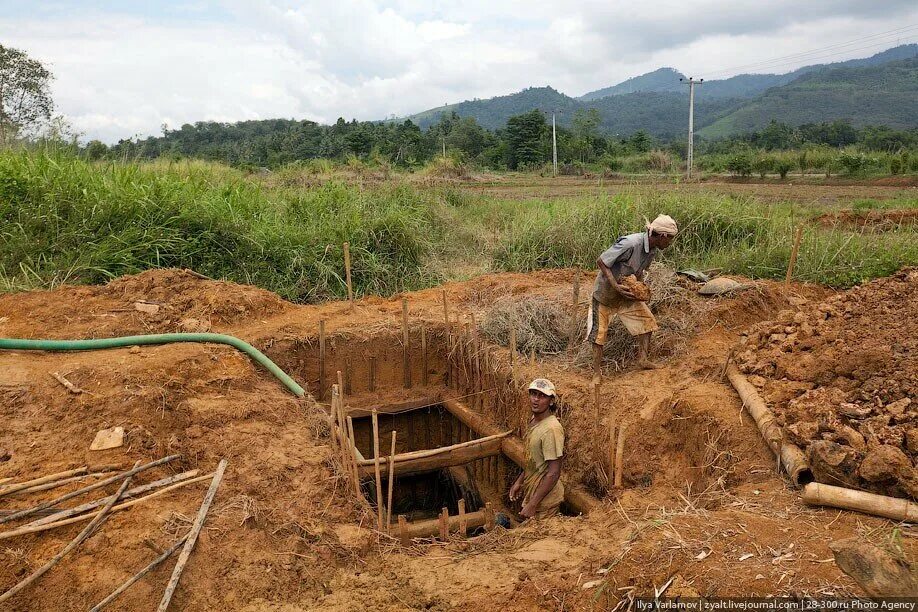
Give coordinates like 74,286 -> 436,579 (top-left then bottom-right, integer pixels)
647,149 -> 672,172
727,153 -> 752,177
776,160 -> 793,179
838,152 -> 865,175
753,155 -> 774,179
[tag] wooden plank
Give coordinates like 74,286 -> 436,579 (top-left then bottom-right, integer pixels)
372,408 -> 384,531
357,430 -> 511,467
357,435 -> 506,478
345,396 -> 440,419
403,509 -> 487,539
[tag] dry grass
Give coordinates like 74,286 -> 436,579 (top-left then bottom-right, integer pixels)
480,295 -> 573,355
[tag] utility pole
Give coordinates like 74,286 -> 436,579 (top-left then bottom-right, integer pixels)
680,77 -> 703,179
552,112 -> 558,176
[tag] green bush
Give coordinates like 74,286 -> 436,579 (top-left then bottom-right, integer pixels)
776,160 -> 794,179
753,156 -> 774,178
727,153 -> 752,177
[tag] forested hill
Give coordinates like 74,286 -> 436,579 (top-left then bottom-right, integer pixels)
699,57 -> 918,138
402,47 -> 918,138
578,43 -> 918,101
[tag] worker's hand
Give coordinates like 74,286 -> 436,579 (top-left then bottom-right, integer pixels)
519,502 -> 537,519
509,481 -> 522,501
614,285 -> 636,300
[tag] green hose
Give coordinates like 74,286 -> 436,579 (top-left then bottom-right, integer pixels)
0,333 -> 305,397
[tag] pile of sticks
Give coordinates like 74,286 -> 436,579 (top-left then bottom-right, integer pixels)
0,455 -> 228,610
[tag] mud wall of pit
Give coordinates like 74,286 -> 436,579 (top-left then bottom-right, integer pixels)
260,326 -> 448,400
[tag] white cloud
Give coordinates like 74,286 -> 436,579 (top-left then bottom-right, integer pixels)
1,0 -> 916,142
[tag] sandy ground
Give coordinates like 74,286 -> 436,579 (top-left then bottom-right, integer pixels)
0,267 -> 915,610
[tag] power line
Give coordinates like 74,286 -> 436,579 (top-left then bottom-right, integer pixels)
700,23 -> 918,79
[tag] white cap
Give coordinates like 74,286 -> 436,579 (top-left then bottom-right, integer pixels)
646,214 -> 678,236
527,378 -> 556,397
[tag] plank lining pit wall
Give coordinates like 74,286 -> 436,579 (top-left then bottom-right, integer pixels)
347,400 -> 519,536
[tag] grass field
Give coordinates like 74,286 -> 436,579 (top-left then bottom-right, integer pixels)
1,147 -> 916,300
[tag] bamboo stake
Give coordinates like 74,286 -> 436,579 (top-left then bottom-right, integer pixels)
0,474 -> 214,541
8,472 -> 113,497
421,322 -> 428,386
0,454 -> 181,525
51,371 -> 83,394
345,415 -> 361,498
614,423 -> 627,488
485,502 -> 495,530
402,297 -> 411,389
90,533 -> 190,612
157,459 -> 228,612
442,290 -> 448,329
372,408 -> 384,530
398,515 -> 409,545
573,269 -> 580,306
318,320 -> 326,401
0,467 -> 89,498
30,470 -> 201,527
607,418 -> 618,486
471,314 -> 481,410
0,462 -> 139,605
332,386 -> 349,481
343,241 -> 354,313
509,325 -> 516,373
438,507 -> 449,539
368,356 -> 376,392
458,499 -> 467,535
386,430 -> 397,530
785,225 -> 803,286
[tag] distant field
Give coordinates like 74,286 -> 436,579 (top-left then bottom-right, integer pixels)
1,148 -> 916,299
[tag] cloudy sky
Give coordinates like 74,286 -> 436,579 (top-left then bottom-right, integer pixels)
3,1 -> 917,143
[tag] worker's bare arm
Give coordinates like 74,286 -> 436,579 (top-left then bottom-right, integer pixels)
519,459 -> 562,519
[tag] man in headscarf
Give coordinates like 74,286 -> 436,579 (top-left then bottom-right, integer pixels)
587,214 -> 678,378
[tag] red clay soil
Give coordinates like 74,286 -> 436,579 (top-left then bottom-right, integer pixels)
814,208 -> 918,230
0,269 -> 914,610
737,269 -> 918,500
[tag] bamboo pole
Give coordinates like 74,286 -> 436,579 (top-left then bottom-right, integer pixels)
614,423 -> 627,488
356,431 -> 512,468
372,408 -> 384,530
471,314 -> 480,410
0,474 -> 214,541
802,482 -> 918,522
386,431 -> 397,529
485,502 -> 495,530
0,467 -> 89,498
345,415 -> 361,498
726,365 -> 813,486
607,418 -> 617,486
421,323 -> 428,386
785,225 -> 803,286
91,533 -> 190,611
438,507 -> 449,539
398,515 -> 409,545
157,459 -> 228,612
343,242 -> 354,313
0,455 -> 181,525
318,320 -> 326,401
2,471 -> 114,497
402,298 -> 411,389
30,470 -> 201,527
403,510 -> 487,539
458,499 -> 467,535
0,462 -> 139,605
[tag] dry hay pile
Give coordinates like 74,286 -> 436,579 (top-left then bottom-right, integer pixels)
480,295 -> 572,355
736,268 -> 918,500
574,265 -> 713,371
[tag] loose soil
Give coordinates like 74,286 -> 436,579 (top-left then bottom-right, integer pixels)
814,208 -> 918,230
737,269 -> 918,500
1,268 -> 915,610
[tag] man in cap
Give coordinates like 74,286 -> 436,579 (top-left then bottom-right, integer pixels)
588,214 -> 678,377
509,378 -> 564,520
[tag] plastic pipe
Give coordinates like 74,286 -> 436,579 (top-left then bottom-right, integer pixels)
0,334 -> 305,397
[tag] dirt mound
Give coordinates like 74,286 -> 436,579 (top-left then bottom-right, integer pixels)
814,208 -> 918,230
106,269 -> 292,326
737,268 -> 918,499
